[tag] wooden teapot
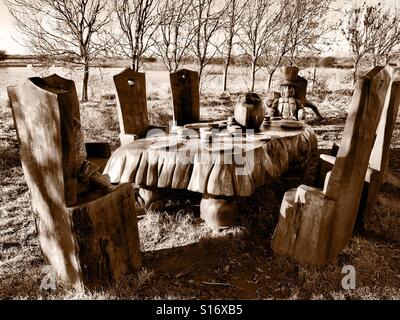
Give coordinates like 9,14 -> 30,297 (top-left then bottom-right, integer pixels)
234,92 -> 264,130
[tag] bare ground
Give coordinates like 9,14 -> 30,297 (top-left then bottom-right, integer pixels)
0,91 -> 399,300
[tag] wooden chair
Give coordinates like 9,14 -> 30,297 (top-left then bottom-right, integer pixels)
170,69 -> 200,126
271,65 -> 398,265
318,64 -> 400,228
8,76 -> 142,288
114,68 -> 167,146
41,74 -> 111,171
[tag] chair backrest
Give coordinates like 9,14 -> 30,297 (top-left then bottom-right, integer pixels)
42,74 -> 81,121
324,66 -> 396,255
113,68 -> 149,137
294,75 -> 308,104
8,75 -> 81,284
8,76 -> 80,208
368,64 -> 400,178
170,69 -> 200,126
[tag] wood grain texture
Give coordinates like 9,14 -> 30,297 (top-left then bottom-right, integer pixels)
294,75 -> 308,104
70,183 -> 141,288
170,69 -> 200,126
360,65 -> 400,224
272,66 -> 396,264
104,123 -> 317,197
8,78 -> 81,286
271,185 -> 335,264
317,65 -> 400,227
114,68 -> 149,138
326,66 -> 391,257
9,76 -> 141,288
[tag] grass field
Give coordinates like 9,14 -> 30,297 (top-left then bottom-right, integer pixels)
0,64 -> 399,299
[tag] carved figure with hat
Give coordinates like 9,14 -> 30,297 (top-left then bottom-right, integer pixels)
268,66 -> 306,121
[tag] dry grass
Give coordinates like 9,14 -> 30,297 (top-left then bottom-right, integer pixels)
0,65 -> 399,300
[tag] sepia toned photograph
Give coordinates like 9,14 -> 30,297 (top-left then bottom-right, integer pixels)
0,0 -> 399,306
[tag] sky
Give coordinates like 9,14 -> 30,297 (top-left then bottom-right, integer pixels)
0,0 -> 397,55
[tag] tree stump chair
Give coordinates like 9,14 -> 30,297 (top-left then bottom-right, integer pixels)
8,76 -> 142,289
114,68 -> 167,146
271,66 -> 396,265
170,69 -> 200,126
318,64 -> 400,229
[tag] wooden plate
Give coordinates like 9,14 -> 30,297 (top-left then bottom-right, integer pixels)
246,133 -> 272,142
184,122 -> 212,129
150,140 -> 183,150
206,143 -> 234,152
280,120 -> 303,129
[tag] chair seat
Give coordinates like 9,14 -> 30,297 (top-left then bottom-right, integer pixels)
87,157 -> 109,173
320,153 -> 376,183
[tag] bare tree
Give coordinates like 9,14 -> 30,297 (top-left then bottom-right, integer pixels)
113,0 -> 158,71
286,0 -> 331,62
266,0 -> 331,89
191,0 -> 224,81
5,0 -> 110,101
220,0 -> 245,92
366,3 -> 400,66
342,2 -> 400,81
154,0 -> 195,72
238,0 -> 284,92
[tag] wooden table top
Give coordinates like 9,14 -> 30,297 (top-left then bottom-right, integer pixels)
103,121 -> 317,197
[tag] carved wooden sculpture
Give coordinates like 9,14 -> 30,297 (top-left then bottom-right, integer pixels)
318,64 -> 400,228
114,68 -> 166,145
8,76 -> 142,288
267,75 -> 323,119
271,66 -> 395,265
293,75 -> 322,118
170,69 -> 200,126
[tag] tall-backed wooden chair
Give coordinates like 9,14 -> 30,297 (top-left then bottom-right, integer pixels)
41,74 -> 111,171
170,69 -> 200,126
318,64 -> 400,228
8,76 -> 142,288
114,68 -> 167,146
271,66 -> 397,265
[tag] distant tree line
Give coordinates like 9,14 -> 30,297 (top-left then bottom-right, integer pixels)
0,50 -> 8,61
4,0 -> 400,100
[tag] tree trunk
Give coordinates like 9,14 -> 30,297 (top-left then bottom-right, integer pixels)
223,42 -> 233,92
353,57 -> 361,84
223,57 -> 231,92
251,59 -> 256,92
198,63 -> 204,93
131,56 -> 139,72
82,62 -> 89,102
267,69 -> 276,90
198,64 -> 204,81
222,60 -> 229,92
312,68 -> 317,94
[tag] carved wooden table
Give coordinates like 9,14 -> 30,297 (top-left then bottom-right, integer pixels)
104,121 -> 317,228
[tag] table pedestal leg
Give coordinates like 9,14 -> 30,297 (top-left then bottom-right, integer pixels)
137,187 -> 165,211
200,195 -> 238,229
